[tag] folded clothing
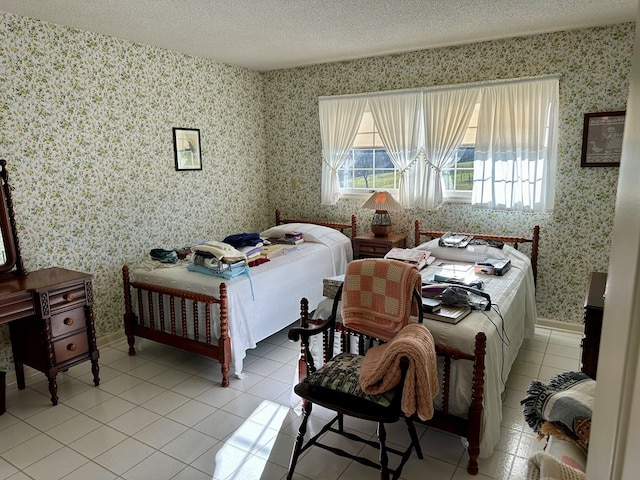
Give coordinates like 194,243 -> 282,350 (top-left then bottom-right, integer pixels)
223,232 -> 262,248
191,241 -> 246,263
187,261 -> 249,280
149,248 -> 178,264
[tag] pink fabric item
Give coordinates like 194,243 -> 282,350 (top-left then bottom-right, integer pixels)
341,259 -> 421,341
359,323 -> 439,421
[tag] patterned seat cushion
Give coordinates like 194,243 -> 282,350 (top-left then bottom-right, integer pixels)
301,352 -> 396,408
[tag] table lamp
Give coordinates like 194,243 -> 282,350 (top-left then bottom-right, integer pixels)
361,191 -> 403,237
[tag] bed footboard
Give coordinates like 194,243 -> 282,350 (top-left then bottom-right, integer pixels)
292,298 -> 487,475
427,332 -> 486,475
122,265 -> 231,387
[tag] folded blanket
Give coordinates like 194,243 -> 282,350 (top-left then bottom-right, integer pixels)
521,371 -> 594,453
359,323 -> 439,421
342,259 -> 422,341
526,452 -> 585,480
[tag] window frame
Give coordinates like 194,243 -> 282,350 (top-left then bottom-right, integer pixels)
338,110 -> 401,196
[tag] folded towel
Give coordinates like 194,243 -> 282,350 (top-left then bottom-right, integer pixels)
359,323 -> 439,421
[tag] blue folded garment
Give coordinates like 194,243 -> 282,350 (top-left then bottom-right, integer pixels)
187,261 -> 248,279
187,261 -> 254,299
222,232 -> 262,248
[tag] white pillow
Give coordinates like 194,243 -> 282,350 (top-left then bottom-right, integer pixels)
261,222 -> 335,244
415,238 -> 508,263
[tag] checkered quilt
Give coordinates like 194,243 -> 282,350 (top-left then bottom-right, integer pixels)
342,259 -> 421,341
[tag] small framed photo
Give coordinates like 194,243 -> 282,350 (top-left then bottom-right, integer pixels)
580,111 -> 625,167
173,127 -> 202,171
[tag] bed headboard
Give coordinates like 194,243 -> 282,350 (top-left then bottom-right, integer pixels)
414,220 -> 540,285
275,209 -> 357,244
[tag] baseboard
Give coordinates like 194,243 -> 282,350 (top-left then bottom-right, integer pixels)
98,329 -> 126,348
536,317 -> 584,334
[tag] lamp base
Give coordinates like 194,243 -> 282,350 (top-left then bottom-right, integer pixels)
371,224 -> 392,237
371,210 -> 392,237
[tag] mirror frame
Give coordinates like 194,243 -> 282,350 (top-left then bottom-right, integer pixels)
0,159 -> 26,277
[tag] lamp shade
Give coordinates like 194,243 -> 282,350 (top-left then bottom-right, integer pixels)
360,191 -> 403,211
361,191 -> 402,237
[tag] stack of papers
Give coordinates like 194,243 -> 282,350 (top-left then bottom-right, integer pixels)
384,248 -> 434,270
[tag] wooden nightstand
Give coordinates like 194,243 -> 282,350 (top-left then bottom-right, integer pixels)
354,232 -> 407,259
581,271 -> 606,379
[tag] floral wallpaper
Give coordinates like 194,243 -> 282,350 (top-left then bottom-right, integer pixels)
0,12 -> 270,372
0,9 -> 634,374
262,23 -> 634,328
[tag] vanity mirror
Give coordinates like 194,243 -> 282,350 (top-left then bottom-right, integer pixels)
0,159 -> 26,277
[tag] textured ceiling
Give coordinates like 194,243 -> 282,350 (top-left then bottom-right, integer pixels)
0,0 -> 637,71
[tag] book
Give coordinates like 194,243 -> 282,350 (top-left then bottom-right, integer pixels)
421,296 -> 442,313
423,304 -> 472,324
285,231 -> 303,240
384,248 -> 429,269
276,237 -> 305,245
259,244 -> 285,259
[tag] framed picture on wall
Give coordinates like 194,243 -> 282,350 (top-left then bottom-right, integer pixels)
580,111 -> 625,167
173,127 -> 202,171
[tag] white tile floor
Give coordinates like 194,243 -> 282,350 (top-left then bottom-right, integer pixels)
0,325 -> 582,480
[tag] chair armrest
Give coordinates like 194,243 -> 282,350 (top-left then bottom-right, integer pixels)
288,314 -> 337,342
289,287 -> 343,379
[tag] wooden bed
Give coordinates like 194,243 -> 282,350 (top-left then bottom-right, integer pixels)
122,210 -> 356,388
304,221 -> 540,475
413,220 -> 539,474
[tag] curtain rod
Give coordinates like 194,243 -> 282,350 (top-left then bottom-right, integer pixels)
318,74 -> 561,101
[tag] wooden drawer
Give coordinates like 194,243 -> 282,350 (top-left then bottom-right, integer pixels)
358,242 -> 392,257
48,283 -> 87,312
51,306 -> 87,338
53,331 -> 89,364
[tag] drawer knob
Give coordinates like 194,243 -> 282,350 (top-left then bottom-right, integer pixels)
63,317 -> 74,326
63,293 -> 74,302
67,343 -> 77,352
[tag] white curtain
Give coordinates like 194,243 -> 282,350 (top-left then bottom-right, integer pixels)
368,92 -> 423,207
472,77 -> 558,212
420,88 -> 480,209
319,96 -> 367,205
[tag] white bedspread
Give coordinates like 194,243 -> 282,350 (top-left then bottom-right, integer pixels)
311,245 -> 536,458
133,223 -> 352,377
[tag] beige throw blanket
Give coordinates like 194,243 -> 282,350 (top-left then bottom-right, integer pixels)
359,324 -> 439,421
527,452 -> 585,480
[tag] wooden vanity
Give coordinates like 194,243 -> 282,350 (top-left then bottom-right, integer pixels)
1,267 -> 100,405
0,159 -> 99,407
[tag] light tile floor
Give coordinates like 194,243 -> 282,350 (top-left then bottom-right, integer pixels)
0,325 -> 582,480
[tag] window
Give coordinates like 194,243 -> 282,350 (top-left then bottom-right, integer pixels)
319,75 -> 558,212
338,112 -> 400,193
441,102 -> 480,201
